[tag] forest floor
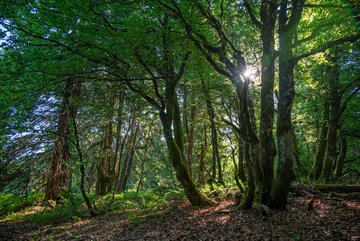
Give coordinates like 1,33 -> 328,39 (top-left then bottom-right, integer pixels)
0,191 -> 359,241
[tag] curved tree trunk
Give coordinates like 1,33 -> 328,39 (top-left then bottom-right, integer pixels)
158,73 -> 211,206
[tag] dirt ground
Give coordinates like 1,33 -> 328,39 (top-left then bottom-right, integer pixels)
0,193 -> 359,241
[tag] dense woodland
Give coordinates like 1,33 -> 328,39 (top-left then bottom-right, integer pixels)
0,0 -> 359,240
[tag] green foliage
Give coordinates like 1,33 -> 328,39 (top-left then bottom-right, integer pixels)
0,192 -> 43,217
0,189 -> 185,225
0,0 -> 359,214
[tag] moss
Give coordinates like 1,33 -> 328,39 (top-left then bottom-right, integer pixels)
252,203 -> 271,217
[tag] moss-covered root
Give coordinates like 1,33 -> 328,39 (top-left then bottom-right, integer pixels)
252,203 -> 271,217
185,189 -> 214,207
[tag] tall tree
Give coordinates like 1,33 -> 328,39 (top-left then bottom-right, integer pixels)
45,79 -> 80,200
244,0 -> 278,204
201,78 -> 224,185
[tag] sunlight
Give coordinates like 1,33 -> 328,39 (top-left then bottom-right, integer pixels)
243,69 -> 251,78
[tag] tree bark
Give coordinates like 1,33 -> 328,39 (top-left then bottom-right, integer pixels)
96,95 -> 115,195
258,0 -> 277,204
136,127 -> 152,193
198,125 -> 208,186
112,91 -> 124,183
45,79 -> 79,200
201,79 -> 223,185
117,115 -> 138,193
335,129 -> 347,179
186,104 -> 196,179
270,0 -> 304,209
321,50 -> 341,181
160,77 -> 211,206
118,120 -> 139,193
309,99 -> 329,180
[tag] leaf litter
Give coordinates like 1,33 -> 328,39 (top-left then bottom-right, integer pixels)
0,194 -> 359,241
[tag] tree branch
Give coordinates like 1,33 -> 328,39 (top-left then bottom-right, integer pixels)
293,34 -> 360,62
243,0 -> 262,29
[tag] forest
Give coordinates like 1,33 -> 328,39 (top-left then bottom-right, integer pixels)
0,0 -> 359,240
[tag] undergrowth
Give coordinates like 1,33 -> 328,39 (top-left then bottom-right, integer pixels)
0,189 -> 185,225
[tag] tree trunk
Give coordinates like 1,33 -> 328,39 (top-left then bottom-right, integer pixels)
321,51 -> 341,181
335,129 -> 347,179
259,0 -> 277,204
117,115 -> 137,193
186,104 -> 196,179
160,80 -> 211,206
198,125 -> 207,186
119,120 -> 139,192
45,79 -> 79,200
112,92 -> 124,183
234,78 -> 261,209
96,95 -> 115,195
237,139 -> 246,182
240,141 -> 255,208
201,79 -> 223,185
309,99 -> 329,180
270,0 -> 304,209
136,127 -> 152,193
68,94 -> 96,216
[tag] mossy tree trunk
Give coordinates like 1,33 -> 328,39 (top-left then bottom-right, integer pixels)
321,50 -> 341,181
245,0 -> 278,205
160,84 -> 211,206
269,0 -> 304,209
309,99 -> 329,180
335,129 -> 347,179
129,13 -> 211,206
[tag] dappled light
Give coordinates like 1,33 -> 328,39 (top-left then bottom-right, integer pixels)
1,0 -> 359,240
